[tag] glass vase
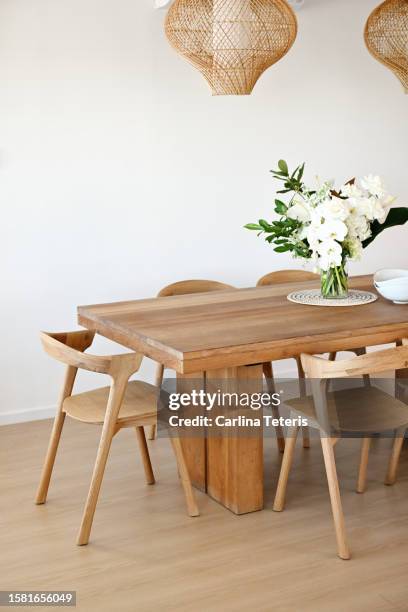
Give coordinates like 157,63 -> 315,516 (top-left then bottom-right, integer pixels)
320,262 -> 348,299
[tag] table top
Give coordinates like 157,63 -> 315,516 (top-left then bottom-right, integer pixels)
78,275 -> 408,373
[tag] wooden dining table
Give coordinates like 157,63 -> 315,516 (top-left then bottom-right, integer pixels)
78,274 -> 408,515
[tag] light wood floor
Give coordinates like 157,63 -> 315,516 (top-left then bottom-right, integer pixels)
1,419 -> 408,612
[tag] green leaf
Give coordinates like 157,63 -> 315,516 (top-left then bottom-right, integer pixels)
270,170 -> 287,177
290,165 -> 299,180
244,223 -> 262,231
274,245 -> 291,253
278,159 -> 289,176
362,207 -> 408,248
274,199 -> 288,215
259,219 -> 273,231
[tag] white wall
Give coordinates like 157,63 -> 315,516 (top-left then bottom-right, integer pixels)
1,0 -> 407,424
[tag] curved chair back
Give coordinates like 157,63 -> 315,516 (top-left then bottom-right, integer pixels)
257,269 -> 318,286
147,278 -> 234,441
40,331 -> 142,378
158,279 -> 234,297
302,341 -> 408,379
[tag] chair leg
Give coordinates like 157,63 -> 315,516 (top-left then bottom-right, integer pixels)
356,437 -> 371,493
35,411 -> 66,504
320,436 -> 350,560
77,429 -> 115,546
170,436 -> 199,517
296,357 -> 310,450
135,426 -> 155,485
263,361 -> 285,453
35,365 -> 77,504
385,428 -> 406,486
148,425 -> 157,441
272,406 -> 286,453
273,423 -> 299,512
148,363 -> 165,440
301,426 -> 310,449
77,380 -> 128,546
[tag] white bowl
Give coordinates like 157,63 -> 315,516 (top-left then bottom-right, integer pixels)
374,269 -> 408,304
374,268 -> 408,284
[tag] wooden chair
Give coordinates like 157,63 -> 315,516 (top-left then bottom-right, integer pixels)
257,270 -> 368,452
36,330 -> 199,546
257,269 -> 319,287
257,270 -> 320,452
148,279 -> 235,441
273,342 -> 408,560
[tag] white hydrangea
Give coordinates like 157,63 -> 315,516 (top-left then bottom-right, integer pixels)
344,238 -> 363,261
346,212 -> 371,241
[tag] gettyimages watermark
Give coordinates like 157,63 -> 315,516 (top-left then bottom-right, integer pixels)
155,376 -> 408,438
166,387 -> 307,429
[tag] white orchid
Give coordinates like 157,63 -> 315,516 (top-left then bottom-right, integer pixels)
315,219 -> 348,242
316,239 -> 343,271
305,227 -> 320,253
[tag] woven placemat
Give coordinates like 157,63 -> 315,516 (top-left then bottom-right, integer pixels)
287,289 -> 378,307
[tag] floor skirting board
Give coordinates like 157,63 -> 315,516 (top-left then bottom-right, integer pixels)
0,405 -> 56,426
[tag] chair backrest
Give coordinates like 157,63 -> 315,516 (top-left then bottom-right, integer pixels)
40,331 -> 143,379
157,279 -> 235,297
257,269 -> 318,287
302,340 -> 408,379
153,279 -> 235,387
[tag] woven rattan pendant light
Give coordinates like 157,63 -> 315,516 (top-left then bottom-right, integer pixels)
165,0 -> 297,95
365,0 -> 408,92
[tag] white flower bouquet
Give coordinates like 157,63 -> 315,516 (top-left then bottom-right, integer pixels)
245,160 -> 408,298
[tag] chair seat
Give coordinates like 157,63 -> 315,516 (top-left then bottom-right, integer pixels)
285,385 -> 408,434
63,380 -> 158,426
